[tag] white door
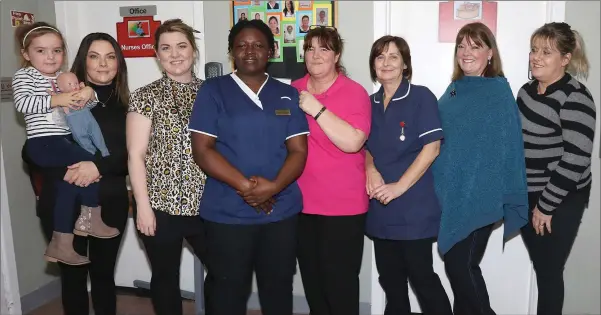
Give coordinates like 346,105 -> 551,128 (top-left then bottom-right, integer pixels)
54,1 -> 206,293
371,2 -> 565,314
1,147 -> 23,315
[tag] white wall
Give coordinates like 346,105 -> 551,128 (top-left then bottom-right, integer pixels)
564,2 -> 601,315
54,0 -> 207,293
372,2 -> 568,314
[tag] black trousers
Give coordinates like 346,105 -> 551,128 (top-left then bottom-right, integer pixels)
204,214 -> 298,315
38,177 -> 130,315
521,188 -> 590,315
374,237 -> 452,315
134,207 -> 209,315
297,213 -> 366,315
444,224 -> 496,315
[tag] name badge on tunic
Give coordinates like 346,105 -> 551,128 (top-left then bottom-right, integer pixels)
275,109 -> 291,116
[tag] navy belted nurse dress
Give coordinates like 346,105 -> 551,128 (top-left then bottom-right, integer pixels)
365,78 -> 444,240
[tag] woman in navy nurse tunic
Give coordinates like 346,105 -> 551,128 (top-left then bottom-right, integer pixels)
365,36 -> 452,315
188,20 -> 309,315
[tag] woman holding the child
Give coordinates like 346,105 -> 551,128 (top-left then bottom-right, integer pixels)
18,24 -> 131,315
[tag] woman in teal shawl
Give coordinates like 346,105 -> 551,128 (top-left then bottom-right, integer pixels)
432,22 -> 529,315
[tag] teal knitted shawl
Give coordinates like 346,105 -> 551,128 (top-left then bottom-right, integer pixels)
432,76 -> 529,255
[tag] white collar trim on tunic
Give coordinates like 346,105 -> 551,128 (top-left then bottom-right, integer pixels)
230,72 -> 270,109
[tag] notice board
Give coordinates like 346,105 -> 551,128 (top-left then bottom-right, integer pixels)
231,1 -> 338,80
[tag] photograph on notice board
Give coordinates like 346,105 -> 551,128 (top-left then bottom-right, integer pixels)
266,0 -> 280,10
270,39 -> 283,62
296,39 -> 305,62
283,23 -> 296,45
313,4 -> 331,26
252,11 -> 265,22
236,7 -> 250,23
282,1 -> 295,19
267,13 -> 282,35
298,1 -> 313,10
297,11 -> 312,34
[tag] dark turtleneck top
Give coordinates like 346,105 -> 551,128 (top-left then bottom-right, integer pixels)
89,81 -> 128,180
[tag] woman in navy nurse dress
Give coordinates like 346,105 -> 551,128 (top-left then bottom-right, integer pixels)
365,36 -> 452,315
188,20 -> 309,315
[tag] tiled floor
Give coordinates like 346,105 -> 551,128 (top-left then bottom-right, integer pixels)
26,293 -> 306,315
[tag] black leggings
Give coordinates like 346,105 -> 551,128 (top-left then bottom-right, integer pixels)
521,188 -> 590,315
297,213 -> 366,315
134,207 -> 208,315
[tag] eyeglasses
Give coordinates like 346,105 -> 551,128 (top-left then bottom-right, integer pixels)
309,25 -> 337,31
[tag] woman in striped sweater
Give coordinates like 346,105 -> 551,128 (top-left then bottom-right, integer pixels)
517,22 -> 596,315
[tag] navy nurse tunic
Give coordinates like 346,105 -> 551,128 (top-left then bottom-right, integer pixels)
365,78 -> 444,240
189,74 -> 309,225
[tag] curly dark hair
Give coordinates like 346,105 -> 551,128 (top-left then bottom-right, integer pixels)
228,19 -> 275,57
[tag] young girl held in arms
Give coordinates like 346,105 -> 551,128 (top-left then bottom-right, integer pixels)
13,22 -> 119,266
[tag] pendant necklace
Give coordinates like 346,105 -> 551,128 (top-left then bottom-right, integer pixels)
99,90 -> 114,107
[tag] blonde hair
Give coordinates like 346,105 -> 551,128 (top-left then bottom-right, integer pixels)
451,22 -> 504,81
531,22 -> 589,80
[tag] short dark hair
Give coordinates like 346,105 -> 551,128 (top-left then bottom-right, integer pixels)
228,19 -> 275,57
303,26 -> 346,75
70,33 -> 129,105
369,35 -> 412,83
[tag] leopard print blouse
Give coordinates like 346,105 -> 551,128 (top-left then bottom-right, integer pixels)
128,72 -> 206,216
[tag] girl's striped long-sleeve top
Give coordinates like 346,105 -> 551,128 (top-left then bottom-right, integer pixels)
517,73 -> 596,214
12,67 -> 70,139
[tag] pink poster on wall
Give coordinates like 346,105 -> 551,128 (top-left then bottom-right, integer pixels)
438,1 -> 497,43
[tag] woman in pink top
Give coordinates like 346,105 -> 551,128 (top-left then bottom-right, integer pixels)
291,26 -> 372,315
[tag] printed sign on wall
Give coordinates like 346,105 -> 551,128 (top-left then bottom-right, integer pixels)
11,10 -> 35,27
1,77 -> 14,102
116,6 -> 161,58
438,1 -> 498,43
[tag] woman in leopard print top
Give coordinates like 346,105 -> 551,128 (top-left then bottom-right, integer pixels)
126,19 -> 209,315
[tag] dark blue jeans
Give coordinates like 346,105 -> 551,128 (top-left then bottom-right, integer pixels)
444,224 -> 496,315
25,135 -> 99,233
66,108 -> 109,157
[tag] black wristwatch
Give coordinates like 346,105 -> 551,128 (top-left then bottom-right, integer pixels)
314,106 -> 326,120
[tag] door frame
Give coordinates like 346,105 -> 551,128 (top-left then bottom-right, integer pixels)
1,146 -> 23,315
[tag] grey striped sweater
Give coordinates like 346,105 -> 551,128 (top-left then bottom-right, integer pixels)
517,73 -> 596,214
